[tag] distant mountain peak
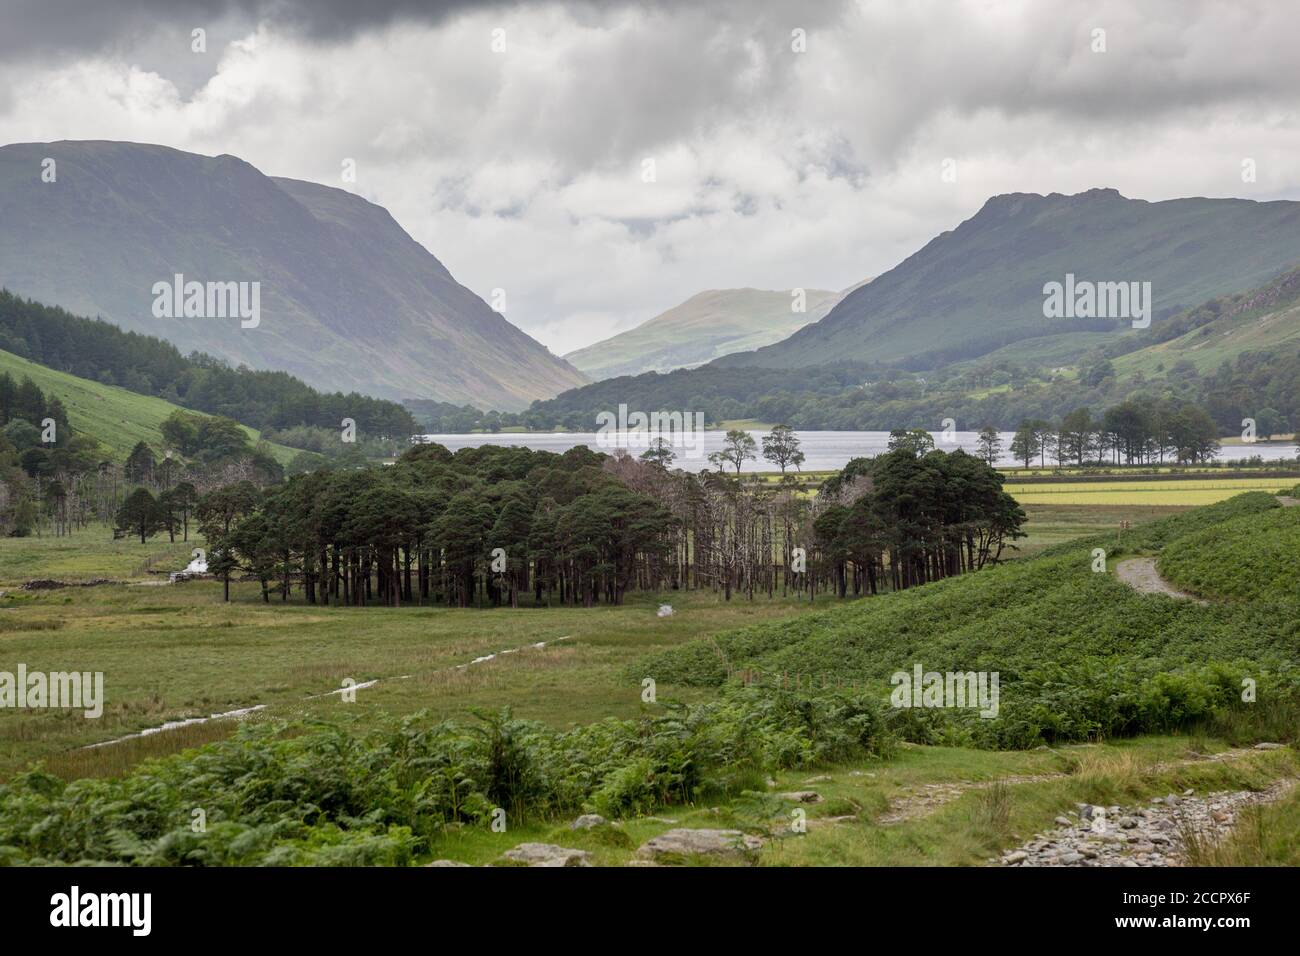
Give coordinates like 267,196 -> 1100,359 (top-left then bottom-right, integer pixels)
565,285 -> 851,381
713,188 -> 1300,372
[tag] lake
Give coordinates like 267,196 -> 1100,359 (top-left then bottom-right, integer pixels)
414,430 -> 1299,473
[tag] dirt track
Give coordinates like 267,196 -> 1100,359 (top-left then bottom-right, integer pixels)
1115,557 -> 1207,603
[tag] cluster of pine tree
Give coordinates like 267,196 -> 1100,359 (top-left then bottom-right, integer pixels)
193,434 -> 1023,608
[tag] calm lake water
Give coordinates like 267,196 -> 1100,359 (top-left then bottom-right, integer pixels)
416,430 -> 1299,473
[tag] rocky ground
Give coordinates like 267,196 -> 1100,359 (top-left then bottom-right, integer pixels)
996,776 -> 1295,868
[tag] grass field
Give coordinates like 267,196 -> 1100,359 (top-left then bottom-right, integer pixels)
0,347 -> 297,464
1004,477 -> 1293,506
0,526 -> 198,586
0,494 -> 1271,779
1013,504 -> 1171,555
0,567 -> 812,779
1,493 -> 1295,866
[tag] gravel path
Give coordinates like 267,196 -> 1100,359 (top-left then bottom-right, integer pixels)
1115,556 -> 1206,603
996,777 -> 1295,867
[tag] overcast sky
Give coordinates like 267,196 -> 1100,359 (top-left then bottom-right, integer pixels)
3,0 -> 1299,355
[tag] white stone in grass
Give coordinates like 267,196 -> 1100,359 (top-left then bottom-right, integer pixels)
635,828 -> 763,863
657,604 -> 674,618
501,843 -> 591,867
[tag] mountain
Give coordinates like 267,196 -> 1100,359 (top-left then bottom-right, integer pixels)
716,188 -> 1300,371
564,286 -> 849,380
520,263 -> 1300,434
0,141 -> 586,411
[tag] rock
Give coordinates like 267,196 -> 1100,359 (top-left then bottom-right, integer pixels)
1183,789 -> 1194,796
657,604 -> 674,618
1054,815 -> 1072,826
1059,852 -> 1084,864
803,774 -> 832,784
501,843 -> 591,867
635,828 -> 763,864
1003,851 -> 1028,864
642,816 -> 678,824
571,814 -> 608,830
425,859 -> 472,867
1254,742 -> 1284,751
779,791 -> 823,804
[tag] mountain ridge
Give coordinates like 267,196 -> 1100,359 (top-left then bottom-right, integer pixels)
715,188 -> 1300,372
0,140 -> 587,411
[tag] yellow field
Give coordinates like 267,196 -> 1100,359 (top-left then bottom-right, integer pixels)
1005,477 -> 1292,506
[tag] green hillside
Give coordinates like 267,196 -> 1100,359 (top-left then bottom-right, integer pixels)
1158,504 -> 1300,601
639,492 -> 1298,748
1112,293 -> 1300,379
0,348 -> 295,464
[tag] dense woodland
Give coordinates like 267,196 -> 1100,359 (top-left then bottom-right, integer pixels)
0,289 -> 416,437
501,345 -> 1298,439
189,437 -> 1024,608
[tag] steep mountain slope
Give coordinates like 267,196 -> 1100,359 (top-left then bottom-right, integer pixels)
1112,264 -> 1300,377
717,188 -> 1300,371
0,348 -> 295,463
0,141 -> 586,410
564,286 -> 847,380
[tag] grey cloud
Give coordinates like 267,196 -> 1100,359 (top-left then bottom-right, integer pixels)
0,0 -> 847,60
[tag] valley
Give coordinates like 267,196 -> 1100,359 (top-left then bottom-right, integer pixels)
1,487 -> 1295,868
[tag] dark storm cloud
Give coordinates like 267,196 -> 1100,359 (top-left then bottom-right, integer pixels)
0,0 -> 846,60
0,0 -> 494,58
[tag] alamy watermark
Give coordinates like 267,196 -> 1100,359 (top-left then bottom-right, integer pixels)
890,664 -> 1000,718
1043,273 -> 1151,329
152,273 -> 260,328
595,403 -> 706,460
50,886 -> 150,936
0,664 -> 103,718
